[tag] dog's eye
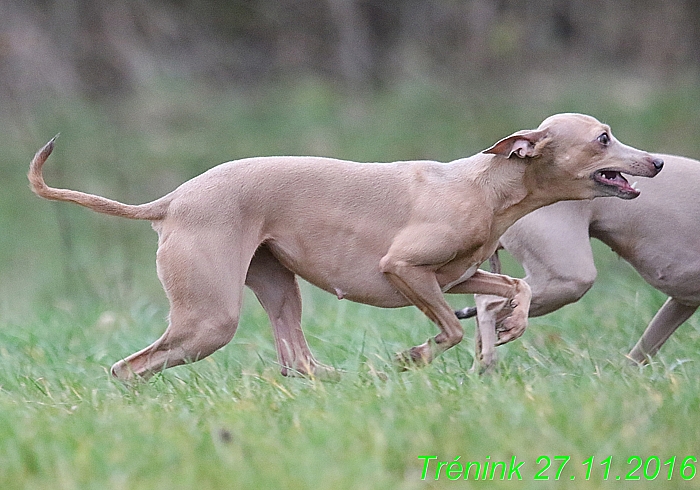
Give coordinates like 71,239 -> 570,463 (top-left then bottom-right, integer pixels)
597,132 -> 610,146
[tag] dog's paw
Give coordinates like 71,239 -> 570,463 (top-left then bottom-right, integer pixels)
471,355 -> 498,376
394,343 -> 433,370
495,313 -> 528,345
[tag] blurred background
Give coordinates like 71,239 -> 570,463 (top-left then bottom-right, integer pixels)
4,0 -> 700,101
2,0 -> 700,320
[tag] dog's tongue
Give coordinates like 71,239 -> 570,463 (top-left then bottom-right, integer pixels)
598,170 -> 639,196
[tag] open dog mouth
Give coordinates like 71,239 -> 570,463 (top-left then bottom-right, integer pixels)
593,169 -> 639,198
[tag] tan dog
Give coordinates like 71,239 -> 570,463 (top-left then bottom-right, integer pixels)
28,114 -> 662,380
457,153 -> 697,370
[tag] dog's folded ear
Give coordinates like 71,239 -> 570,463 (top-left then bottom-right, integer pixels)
483,129 -> 550,159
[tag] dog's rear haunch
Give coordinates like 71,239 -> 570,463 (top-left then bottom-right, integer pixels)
29,114 -> 662,380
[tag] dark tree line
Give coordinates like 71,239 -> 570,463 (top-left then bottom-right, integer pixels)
2,0 -> 700,105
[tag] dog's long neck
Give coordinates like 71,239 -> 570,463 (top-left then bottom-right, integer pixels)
466,153 -> 564,238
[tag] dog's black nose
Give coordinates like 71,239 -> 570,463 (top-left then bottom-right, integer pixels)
652,158 -> 664,171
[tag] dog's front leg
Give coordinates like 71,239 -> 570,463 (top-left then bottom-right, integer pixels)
446,270 -> 531,346
379,257 -> 465,368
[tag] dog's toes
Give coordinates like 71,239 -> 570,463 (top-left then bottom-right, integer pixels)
110,360 -> 153,384
495,333 -> 513,346
471,346 -> 498,375
495,315 -> 528,345
393,351 -> 413,371
110,360 -> 134,381
477,359 -> 497,375
394,346 -> 431,370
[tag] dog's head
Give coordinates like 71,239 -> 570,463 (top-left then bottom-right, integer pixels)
484,113 -> 663,200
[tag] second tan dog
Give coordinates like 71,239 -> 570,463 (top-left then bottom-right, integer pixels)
28,113 -> 662,380
457,153 -> 699,370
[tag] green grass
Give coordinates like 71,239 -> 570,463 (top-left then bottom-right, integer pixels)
2,77 -> 700,488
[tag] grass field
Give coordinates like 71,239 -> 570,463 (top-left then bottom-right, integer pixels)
1,76 -> 700,488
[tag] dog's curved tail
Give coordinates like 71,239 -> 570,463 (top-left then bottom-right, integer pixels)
28,136 -> 169,221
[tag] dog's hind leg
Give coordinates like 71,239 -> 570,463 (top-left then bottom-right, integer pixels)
627,297 -> 697,363
111,230 -> 253,380
246,245 -> 336,378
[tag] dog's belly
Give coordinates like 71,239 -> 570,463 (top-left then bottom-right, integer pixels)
319,279 -> 410,308
267,247 -> 484,309
262,242 -> 407,307
294,260 -> 411,308
629,253 -> 700,306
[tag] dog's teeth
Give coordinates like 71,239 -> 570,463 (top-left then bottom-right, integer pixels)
631,181 -> 638,190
